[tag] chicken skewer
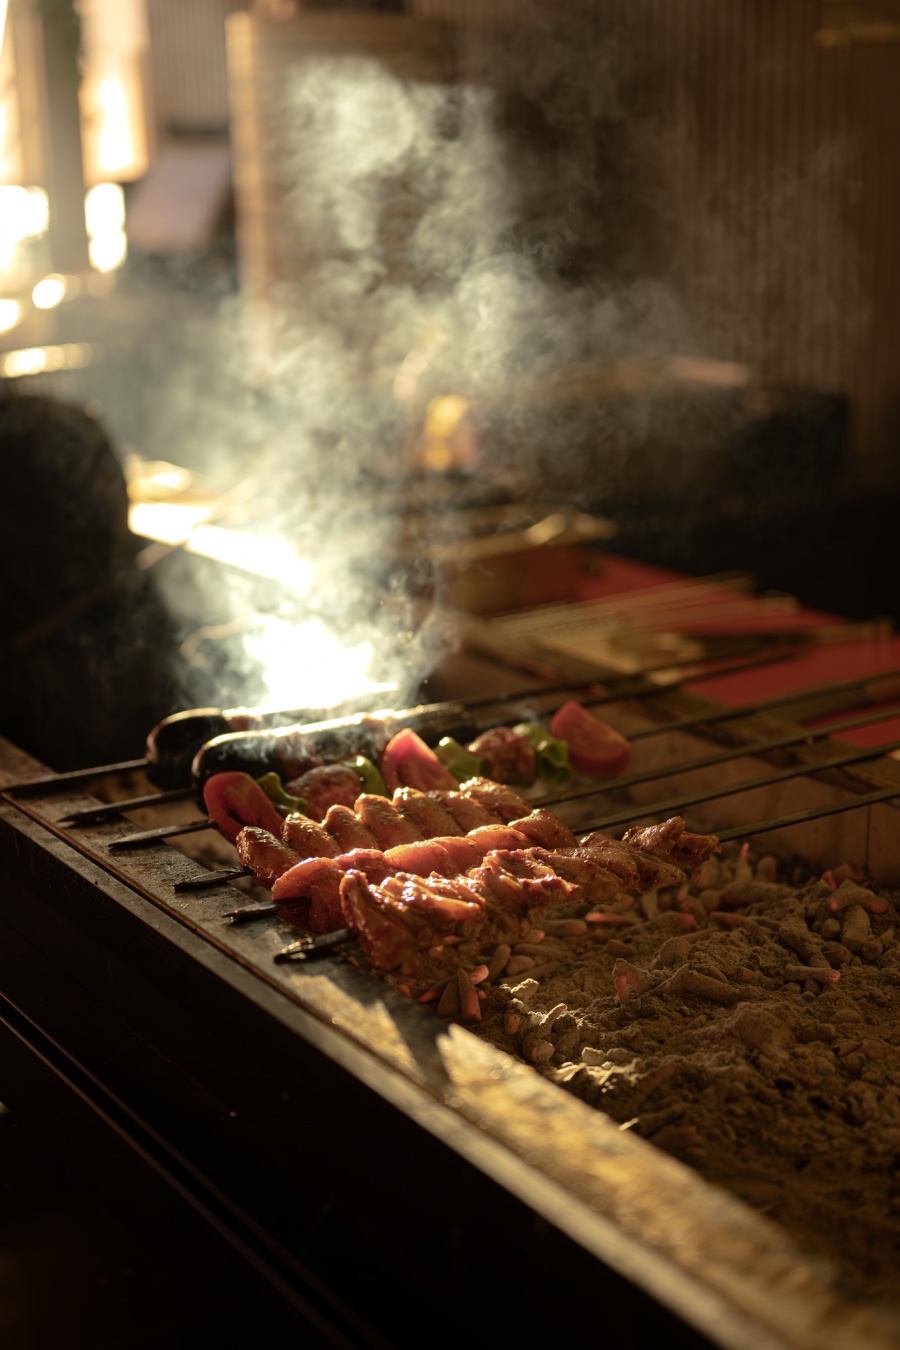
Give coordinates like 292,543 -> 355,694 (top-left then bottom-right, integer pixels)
226,776 -> 714,936
272,814 -> 720,1014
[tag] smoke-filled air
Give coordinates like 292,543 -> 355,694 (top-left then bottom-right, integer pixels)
99,2 -> 860,718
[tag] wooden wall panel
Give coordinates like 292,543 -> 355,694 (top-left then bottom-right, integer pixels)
146,0 -> 248,134
412,0 -> 900,460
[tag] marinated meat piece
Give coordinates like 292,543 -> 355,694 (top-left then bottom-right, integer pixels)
272,856 -> 344,929
235,826 -> 302,888
467,824 -> 532,852
621,843 -> 688,891
385,840 -> 458,877
336,848 -> 397,886
381,872 -> 486,938
479,851 -> 579,912
285,764 -> 362,821
419,871 -> 521,946
525,847 -> 622,904
340,871 -> 418,974
281,812 -> 341,857
578,833 -> 643,891
392,786 -> 463,838
458,776 -> 532,822
356,793 -> 423,849
323,803 -> 379,852
509,808 -> 576,850
622,817 -> 720,877
273,847 -> 398,931
467,727 -> 536,785
426,835 -> 487,873
427,789 -> 503,831
273,848 -> 394,901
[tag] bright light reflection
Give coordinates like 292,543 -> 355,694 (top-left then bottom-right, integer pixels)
128,501 -> 211,546
24,187 -> 48,237
0,343 -> 92,378
0,297 -> 20,333
85,181 -> 125,234
245,615 -> 382,711
85,183 -> 127,272
95,78 -> 135,175
0,186 -> 49,249
88,228 -> 127,273
32,274 -> 66,309
187,527 -> 313,593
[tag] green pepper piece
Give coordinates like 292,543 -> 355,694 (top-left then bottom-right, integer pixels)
340,755 -> 388,798
514,723 -> 572,786
255,772 -> 309,819
434,737 -> 485,782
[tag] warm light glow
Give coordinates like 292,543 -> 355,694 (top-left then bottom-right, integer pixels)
124,457 -> 193,500
418,394 -> 476,472
127,508 -> 313,594
0,297 -> 19,333
24,187 -> 48,237
85,183 -> 127,272
0,186 -> 49,248
128,501 -> 211,546
245,615 -> 383,711
32,274 -> 67,309
0,343 -> 92,378
88,229 -> 127,272
78,0 -> 149,184
85,182 -> 126,235
187,527 -> 313,594
95,78 -> 136,176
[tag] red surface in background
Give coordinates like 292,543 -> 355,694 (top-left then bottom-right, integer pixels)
574,554 -> 900,748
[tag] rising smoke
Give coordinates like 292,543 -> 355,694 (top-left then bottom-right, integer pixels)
108,2 -> 861,715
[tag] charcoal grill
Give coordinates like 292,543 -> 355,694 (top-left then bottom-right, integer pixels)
2,655 -> 900,1349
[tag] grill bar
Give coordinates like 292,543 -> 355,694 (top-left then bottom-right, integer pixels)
96,697 -> 900,852
581,734 -> 900,831
626,667 -> 900,742
9,757 -> 149,796
60,786 -> 196,827
107,819 -> 211,850
715,785 -> 900,841
38,657 -> 900,829
546,701 -> 900,804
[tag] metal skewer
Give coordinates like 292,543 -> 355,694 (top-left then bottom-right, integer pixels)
107,819 -> 212,850
25,654 -> 891,828
174,866 -> 253,891
273,929 -> 353,963
7,757 -> 150,796
60,786 -> 196,827
545,702 -> 900,806
715,785 -> 900,842
102,698 -> 900,852
578,735 -> 900,832
625,667 -> 900,743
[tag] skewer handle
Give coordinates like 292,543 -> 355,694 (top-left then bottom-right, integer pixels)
108,819 -> 211,850
274,929 -> 353,963
174,866 -> 252,892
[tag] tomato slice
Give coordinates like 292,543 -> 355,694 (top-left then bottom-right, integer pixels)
203,771 -> 286,844
380,728 -> 459,793
548,701 -> 632,778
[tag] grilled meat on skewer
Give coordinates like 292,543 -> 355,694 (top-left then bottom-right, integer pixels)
467,727 -> 537,785
620,818 -> 721,876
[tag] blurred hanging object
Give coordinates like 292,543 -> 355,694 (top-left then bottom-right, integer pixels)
0,0 -> 87,272
78,0 -> 151,186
